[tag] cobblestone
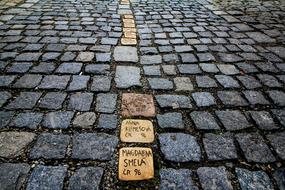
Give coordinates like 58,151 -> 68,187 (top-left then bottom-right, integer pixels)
203,133 -> 237,160
157,112 -> 184,129
69,167 -> 104,190
236,168 -> 274,190
236,133 -> 276,163
0,163 -> 30,190
197,167 -> 233,190
27,165 -> 67,190
159,169 -> 198,190
72,133 -> 118,160
1,0 -> 285,188
159,133 -> 201,162
0,132 -> 36,158
29,133 -> 70,159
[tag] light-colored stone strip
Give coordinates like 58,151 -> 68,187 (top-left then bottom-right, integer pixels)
119,0 -> 137,45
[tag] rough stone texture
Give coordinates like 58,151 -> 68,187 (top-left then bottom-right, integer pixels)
91,76 -> 111,92
13,74 -> 42,88
69,167 -> 104,190
203,133 -> 238,160
236,168 -> 274,190
68,92 -> 93,111
190,111 -> 220,130
160,168 -> 198,190
9,112 -> 43,129
197,167 -> 233,190
0,91 -> 11,107
159,133 -> 201,162
6,92 -> 42,110
38,92 -> 66,110
97,114 -> 117,129
114,46 -> 138,62
148,78 -> 173,90
26,165 -> 67,190
236,133 -> 276,163
174,77 -> 193,91
0,163 -> 30,190
38,75 -> 70,90
72,133 -> 118,160
1,0 -> 285,188
43,111 -> 74,129
273,168 -> 285,190
157,112 -> 184,129
73,112 -> 96,128
115,66 -> 142,88
95,93 -> 117,113
215,110 -> 250,130
266,132 -> 285,160
192,92 -> 216,107
248,111 -> 278,130
156,94 -> 192,109
29,133 -> 70,159
0,132 -> 36,158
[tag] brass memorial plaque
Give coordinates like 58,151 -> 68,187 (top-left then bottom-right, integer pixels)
119,147 -> 154,181
120,119 -> 154,143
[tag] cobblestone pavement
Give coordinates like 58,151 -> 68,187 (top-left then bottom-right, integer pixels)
0,0 -> 285,189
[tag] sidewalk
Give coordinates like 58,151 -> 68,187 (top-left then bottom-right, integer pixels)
0,0 -> 285,189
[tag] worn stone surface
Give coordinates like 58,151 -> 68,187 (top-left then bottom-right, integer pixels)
69,167 -> 104,190
9,112 -> 43,129
73,112 -> 96,128
115,66 -> 142,88
72,133 -> 118,160
95,93 -> 117,113
236,168 -> 274,190
160,169 -> 198,190
26,165 -> 67,190
43,111 -> 74,129
267,132 -> 285,160
236,133 -> 276,163
203,133 -> 237,160
157,112 -> 184,129
0,163 -> 30,190
159,133 -> 201,162
215,110 -> 250,130
0,132 -> 36,158
29,133 -> 70,159
1,0 -> 285,188
155,94 -> 192,109
197,167 -> 233,190
190,111 -> 220,130
114,46 -> 138,62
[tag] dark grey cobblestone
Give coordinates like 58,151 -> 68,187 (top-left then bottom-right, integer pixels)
203,133 -> 237,161
197,167 -> 233,190
236,133 -> 276,163
29,133 -> 70,159
73,112 -> 96,129
43,111 -> 74,129
27,165 -> 67,190
157,112 -> 184,129
236,168 -> 274,190
69,167 -> 104,190
159,168 -> 198,190
72,133 -> 118,160
159,133 -> 201,162
0,163 -> 30,190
